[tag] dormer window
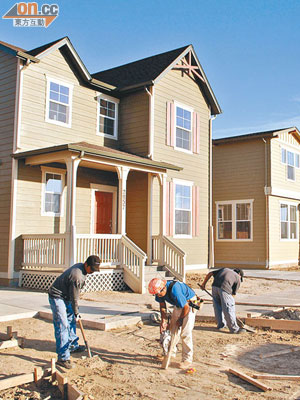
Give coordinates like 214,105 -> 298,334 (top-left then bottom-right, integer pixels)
45,78 -> 73,127
97,95 -> 119,140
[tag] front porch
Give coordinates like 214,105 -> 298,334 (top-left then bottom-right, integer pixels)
20,233 -> 186,293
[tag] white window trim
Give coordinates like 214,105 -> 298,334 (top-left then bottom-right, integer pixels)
280,146 -> 300,182
216,199 -> 254,242
280,201 -> 298,241
90,184 -> 117,234
45,77 -> 73,128
41,166 -> 66,217
173,178 -> 193,238
96,93 -> 119,140
173,101 -> 193,154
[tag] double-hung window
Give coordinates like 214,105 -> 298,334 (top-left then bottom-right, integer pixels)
41,168 -> 65,216
217,200 -> 253,241
46,78 -> 73,127
97,95 -> 119,139
174,181 -> 192,236
175,103 -> 192,152
281,148 -> 299,181
280,203 -> 297,240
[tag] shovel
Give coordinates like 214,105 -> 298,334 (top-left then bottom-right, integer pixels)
198,284 -> 255,333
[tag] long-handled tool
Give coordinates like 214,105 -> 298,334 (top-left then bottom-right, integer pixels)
78,319 -> 92,358
197,284 -> 255,333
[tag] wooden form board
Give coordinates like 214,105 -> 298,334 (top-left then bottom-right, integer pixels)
0,368 -> 43,391
228,368 -> 272,392
245,318 -> 300,332
252,374 -> 300,381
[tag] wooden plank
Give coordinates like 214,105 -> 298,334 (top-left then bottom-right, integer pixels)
0,338 -> 20,350
228,368 -> 272,392
67,382 -> 88,400
51,358 -> 56,382
55,370 -> 68,398
0,372 -> 35,391
259,347 -> 300,359
252,374 -> 300,381
245,318 -> 300,332
161,327 -> 180,370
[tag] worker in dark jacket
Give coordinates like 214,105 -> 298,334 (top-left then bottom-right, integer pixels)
200,268 -> 245,334
48,255 -> 101,368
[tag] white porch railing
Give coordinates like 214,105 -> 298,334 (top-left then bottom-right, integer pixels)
121,236 -> 147,294
76,234 -> 122,265
22,234 -> 67,268
152,235 -> 186,282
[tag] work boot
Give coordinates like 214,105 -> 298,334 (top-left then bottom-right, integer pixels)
57,359 -> 73,369
178,360 -> 192,370
70,345 -> 86,353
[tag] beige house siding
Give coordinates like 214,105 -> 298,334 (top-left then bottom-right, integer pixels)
119,91 -> 149,157
213,140 -> 266,268
152,69 -> 211,267
19,49 -> 119,152
268,195 -> 299,267
0,50 -> 17,280
126,171 -> 148,252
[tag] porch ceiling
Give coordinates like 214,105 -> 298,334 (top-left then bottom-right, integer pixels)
13,142 -> 182,174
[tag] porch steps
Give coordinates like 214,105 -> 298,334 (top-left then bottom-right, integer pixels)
143,265 -> 172,290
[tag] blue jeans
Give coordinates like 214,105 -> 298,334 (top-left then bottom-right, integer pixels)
48,296 -> 79,361
211,286 -> 239,333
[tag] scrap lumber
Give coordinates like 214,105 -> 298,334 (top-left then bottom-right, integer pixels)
0,368 -> 43,391
245,318 -> 300,332
67,383 -> 88,400
252,374 -> 300,381
228,368 -> 272,392
0,326 -> 17,341
259,347 -> 300,359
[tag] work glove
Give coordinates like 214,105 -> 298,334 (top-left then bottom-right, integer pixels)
75,313 -> 81,321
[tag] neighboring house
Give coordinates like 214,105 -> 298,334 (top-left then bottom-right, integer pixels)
213,127 -> 300,269
0,37 -> 221,292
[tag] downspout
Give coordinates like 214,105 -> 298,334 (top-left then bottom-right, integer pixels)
263,138 -> 270,269
8,58 -> 28,284
145,84 -> 154,159
208,110 -> 216,269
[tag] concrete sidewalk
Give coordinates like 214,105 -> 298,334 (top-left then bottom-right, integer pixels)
0,269 -> 299,330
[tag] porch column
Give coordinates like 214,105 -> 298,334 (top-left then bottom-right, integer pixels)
147,174 -> 154,264
65,156 -> 81,267
157,173 -> 166,266
116,167 -> 130,235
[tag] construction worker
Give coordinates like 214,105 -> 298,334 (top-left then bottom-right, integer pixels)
48,255 -> 101,368
200,268 -> 245,334
148,278 -> 197,369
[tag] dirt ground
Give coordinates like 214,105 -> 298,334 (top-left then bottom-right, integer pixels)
1,273 -> 300,400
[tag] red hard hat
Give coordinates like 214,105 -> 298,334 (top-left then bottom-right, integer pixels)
148,278 -> 166,295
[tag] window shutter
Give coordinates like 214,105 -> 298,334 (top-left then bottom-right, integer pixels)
192,112 -> 200,154
192,185 -> 200,236
165,181 -> 174,236
166,102 -> 175,147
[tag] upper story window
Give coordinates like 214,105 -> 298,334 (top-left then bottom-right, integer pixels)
281,148 -> 300,181
41,167 -> 65,216
175,104 -> 192,152
46,78 -> 73,127
97,95 -> 119,140
174,181 -> 192,236
216,200 -> 253,241
280,203 -> 297,240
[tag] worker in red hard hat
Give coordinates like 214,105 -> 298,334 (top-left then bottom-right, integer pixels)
148,278 -> 198,370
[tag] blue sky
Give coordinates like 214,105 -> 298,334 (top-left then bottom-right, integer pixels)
0,0 -> 299,138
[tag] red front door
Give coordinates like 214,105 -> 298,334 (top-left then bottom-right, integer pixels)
95,191 -> 113,234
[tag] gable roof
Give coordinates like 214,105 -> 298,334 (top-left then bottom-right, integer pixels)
213,127 -> 300,145
92,45 -> 189,90
92,44 -> 221,115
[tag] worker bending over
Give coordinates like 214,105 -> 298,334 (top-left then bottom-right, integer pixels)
48,255 -> 101,369
200,268 -> 245,334
148,278 -> 197,369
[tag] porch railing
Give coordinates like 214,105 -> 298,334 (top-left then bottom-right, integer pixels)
121,236 -> 147,294
152,235 -> 186,282
22,234 -> 67,268
76,234 -> 122,265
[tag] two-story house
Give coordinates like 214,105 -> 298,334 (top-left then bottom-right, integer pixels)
0,37 -> 221,292
213,127 -> 300,269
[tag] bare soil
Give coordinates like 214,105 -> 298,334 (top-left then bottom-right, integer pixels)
1,273 -> 300,400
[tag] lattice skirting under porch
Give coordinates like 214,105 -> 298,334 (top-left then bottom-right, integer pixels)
19,269 -> 127,292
